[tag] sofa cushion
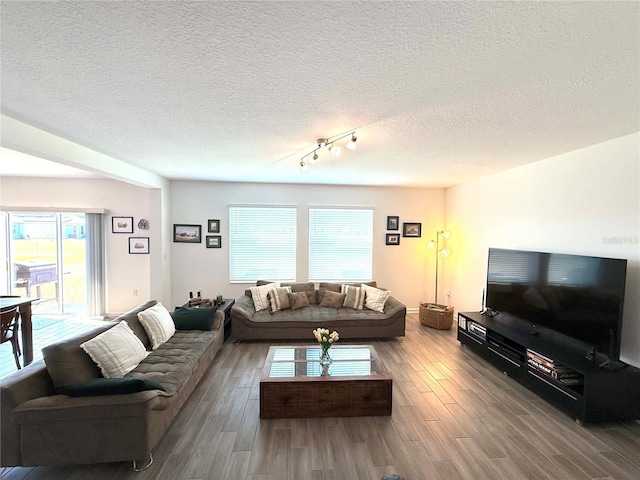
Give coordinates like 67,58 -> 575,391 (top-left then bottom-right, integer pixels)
256,281 -> 316,305
320,290 -> 346,308
137,303 -> 176,349
171,306 -> 218,330
80,321 -> 148,378
126,330 -> 217,395
42,323 -> 116,388
362,284 -> 391,313
250,282 -> 280,311
268,286 -> 292,313
112,300 -> 157,349
288,291 -> 310,311
342,284 -> 365,310
55,377 -> 165,397
319,281 -> 377,303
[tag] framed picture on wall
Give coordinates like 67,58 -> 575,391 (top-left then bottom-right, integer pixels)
129,237 -> 150,254
402,222 -> 422,238
386,233 -> 400,245
173,224 -> 202,243
206,235 -> 222,248
208,219 -> 220,233
112,216 -> 134,234
387,216 -> 399,230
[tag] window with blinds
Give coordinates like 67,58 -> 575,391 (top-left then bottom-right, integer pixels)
308,208 -> 373,283
229,206 -> 297,283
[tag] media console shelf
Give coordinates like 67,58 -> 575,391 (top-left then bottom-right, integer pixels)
458,311 -> 640,423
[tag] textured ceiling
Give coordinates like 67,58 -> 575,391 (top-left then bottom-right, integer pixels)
1,1 -> 638,187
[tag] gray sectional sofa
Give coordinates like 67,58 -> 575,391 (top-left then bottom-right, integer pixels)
0,300 -> 224,469
231,281 -> 406,340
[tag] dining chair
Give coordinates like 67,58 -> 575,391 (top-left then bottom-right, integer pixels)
1,306 -> 22,369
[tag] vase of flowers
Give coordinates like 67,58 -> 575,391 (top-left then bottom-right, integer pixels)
313,328 -> 339,367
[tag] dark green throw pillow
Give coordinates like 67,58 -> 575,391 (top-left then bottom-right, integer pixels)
171,306 -> 218,330
55,377 -> 165,397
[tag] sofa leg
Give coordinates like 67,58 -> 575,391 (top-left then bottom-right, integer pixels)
132,453 -> 153,471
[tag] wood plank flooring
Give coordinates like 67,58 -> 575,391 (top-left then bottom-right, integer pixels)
2,313 -> 640,480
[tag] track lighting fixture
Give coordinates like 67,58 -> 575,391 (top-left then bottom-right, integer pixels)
299,131 -> 358,172
346,133 -> 357,150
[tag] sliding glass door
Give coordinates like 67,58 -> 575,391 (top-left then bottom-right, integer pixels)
6,212 -> 87,315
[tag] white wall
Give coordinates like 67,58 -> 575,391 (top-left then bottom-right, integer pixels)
170,181 -> 445,310
445,133 -> 640,367
0,177 -> 159,313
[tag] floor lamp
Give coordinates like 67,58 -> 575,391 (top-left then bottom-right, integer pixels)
427,230 -> 451,305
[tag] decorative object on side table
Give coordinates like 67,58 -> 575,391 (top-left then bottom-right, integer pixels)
214,294 -> 224,306
312,328 -> 339,374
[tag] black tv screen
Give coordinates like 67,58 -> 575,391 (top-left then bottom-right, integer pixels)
486,248 -> 627,360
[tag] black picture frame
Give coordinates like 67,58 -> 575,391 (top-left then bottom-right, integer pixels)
112,216 -> 134,234
173,224 -> 202,243
387,216 -> 399,230
208,219 -> 220,233
386,233 -> 400,245
128,237 -> 149,254
402,222 -> 422,238
206,235 -> 222,248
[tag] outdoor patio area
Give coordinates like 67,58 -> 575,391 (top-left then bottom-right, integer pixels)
0,315 -> 105,380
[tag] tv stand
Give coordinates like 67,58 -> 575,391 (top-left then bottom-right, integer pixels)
457,311 -> 640,423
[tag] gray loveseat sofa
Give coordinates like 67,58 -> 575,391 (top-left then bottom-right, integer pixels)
0,300 -> 224,469
231,281 -> 406,340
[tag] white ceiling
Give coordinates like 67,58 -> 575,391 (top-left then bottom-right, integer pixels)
1,1 -> 638,188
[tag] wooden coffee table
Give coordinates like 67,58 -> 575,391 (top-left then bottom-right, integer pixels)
260,344 -> 392,419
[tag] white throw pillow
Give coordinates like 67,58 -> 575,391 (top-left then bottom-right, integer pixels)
80,321 -> 148,378
341,284 -> 365,310
137,303 -> 176,350
268,286 -> 292,313
250,282 -> 280,312
361,284 -> 391,313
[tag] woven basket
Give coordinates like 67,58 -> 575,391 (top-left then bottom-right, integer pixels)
419,302 -> 454,330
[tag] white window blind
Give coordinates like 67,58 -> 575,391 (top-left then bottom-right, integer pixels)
308,208 -> 373,282
229,206 -> 297,283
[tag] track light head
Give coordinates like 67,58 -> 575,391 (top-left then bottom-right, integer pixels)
309,151 -> 318,165
300,160 -> 309,172
329,144 -> 341,156
346,133 -> 357,150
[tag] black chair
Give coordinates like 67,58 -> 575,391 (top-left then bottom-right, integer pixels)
1,306 -> 22,369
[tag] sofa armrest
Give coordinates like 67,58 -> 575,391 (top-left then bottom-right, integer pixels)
211,309 -> 224,331
12,390 -> 165,424
384,295 -> 407,316
231,295 -> 256,320
1,361 -> 54,466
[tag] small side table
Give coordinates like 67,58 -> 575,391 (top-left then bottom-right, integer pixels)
218,298 -> 235,341
183,297 -> 235,342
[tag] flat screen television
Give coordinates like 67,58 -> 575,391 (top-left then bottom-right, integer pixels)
486,248 -> 627,361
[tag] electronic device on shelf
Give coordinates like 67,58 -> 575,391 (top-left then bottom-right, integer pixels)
467,320 -> 486,340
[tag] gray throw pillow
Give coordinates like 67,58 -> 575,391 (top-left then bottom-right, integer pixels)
320,290 -> 346,308
288,291 -> 310,311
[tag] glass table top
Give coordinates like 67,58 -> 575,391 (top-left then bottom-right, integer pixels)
266,345 -> 385,378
